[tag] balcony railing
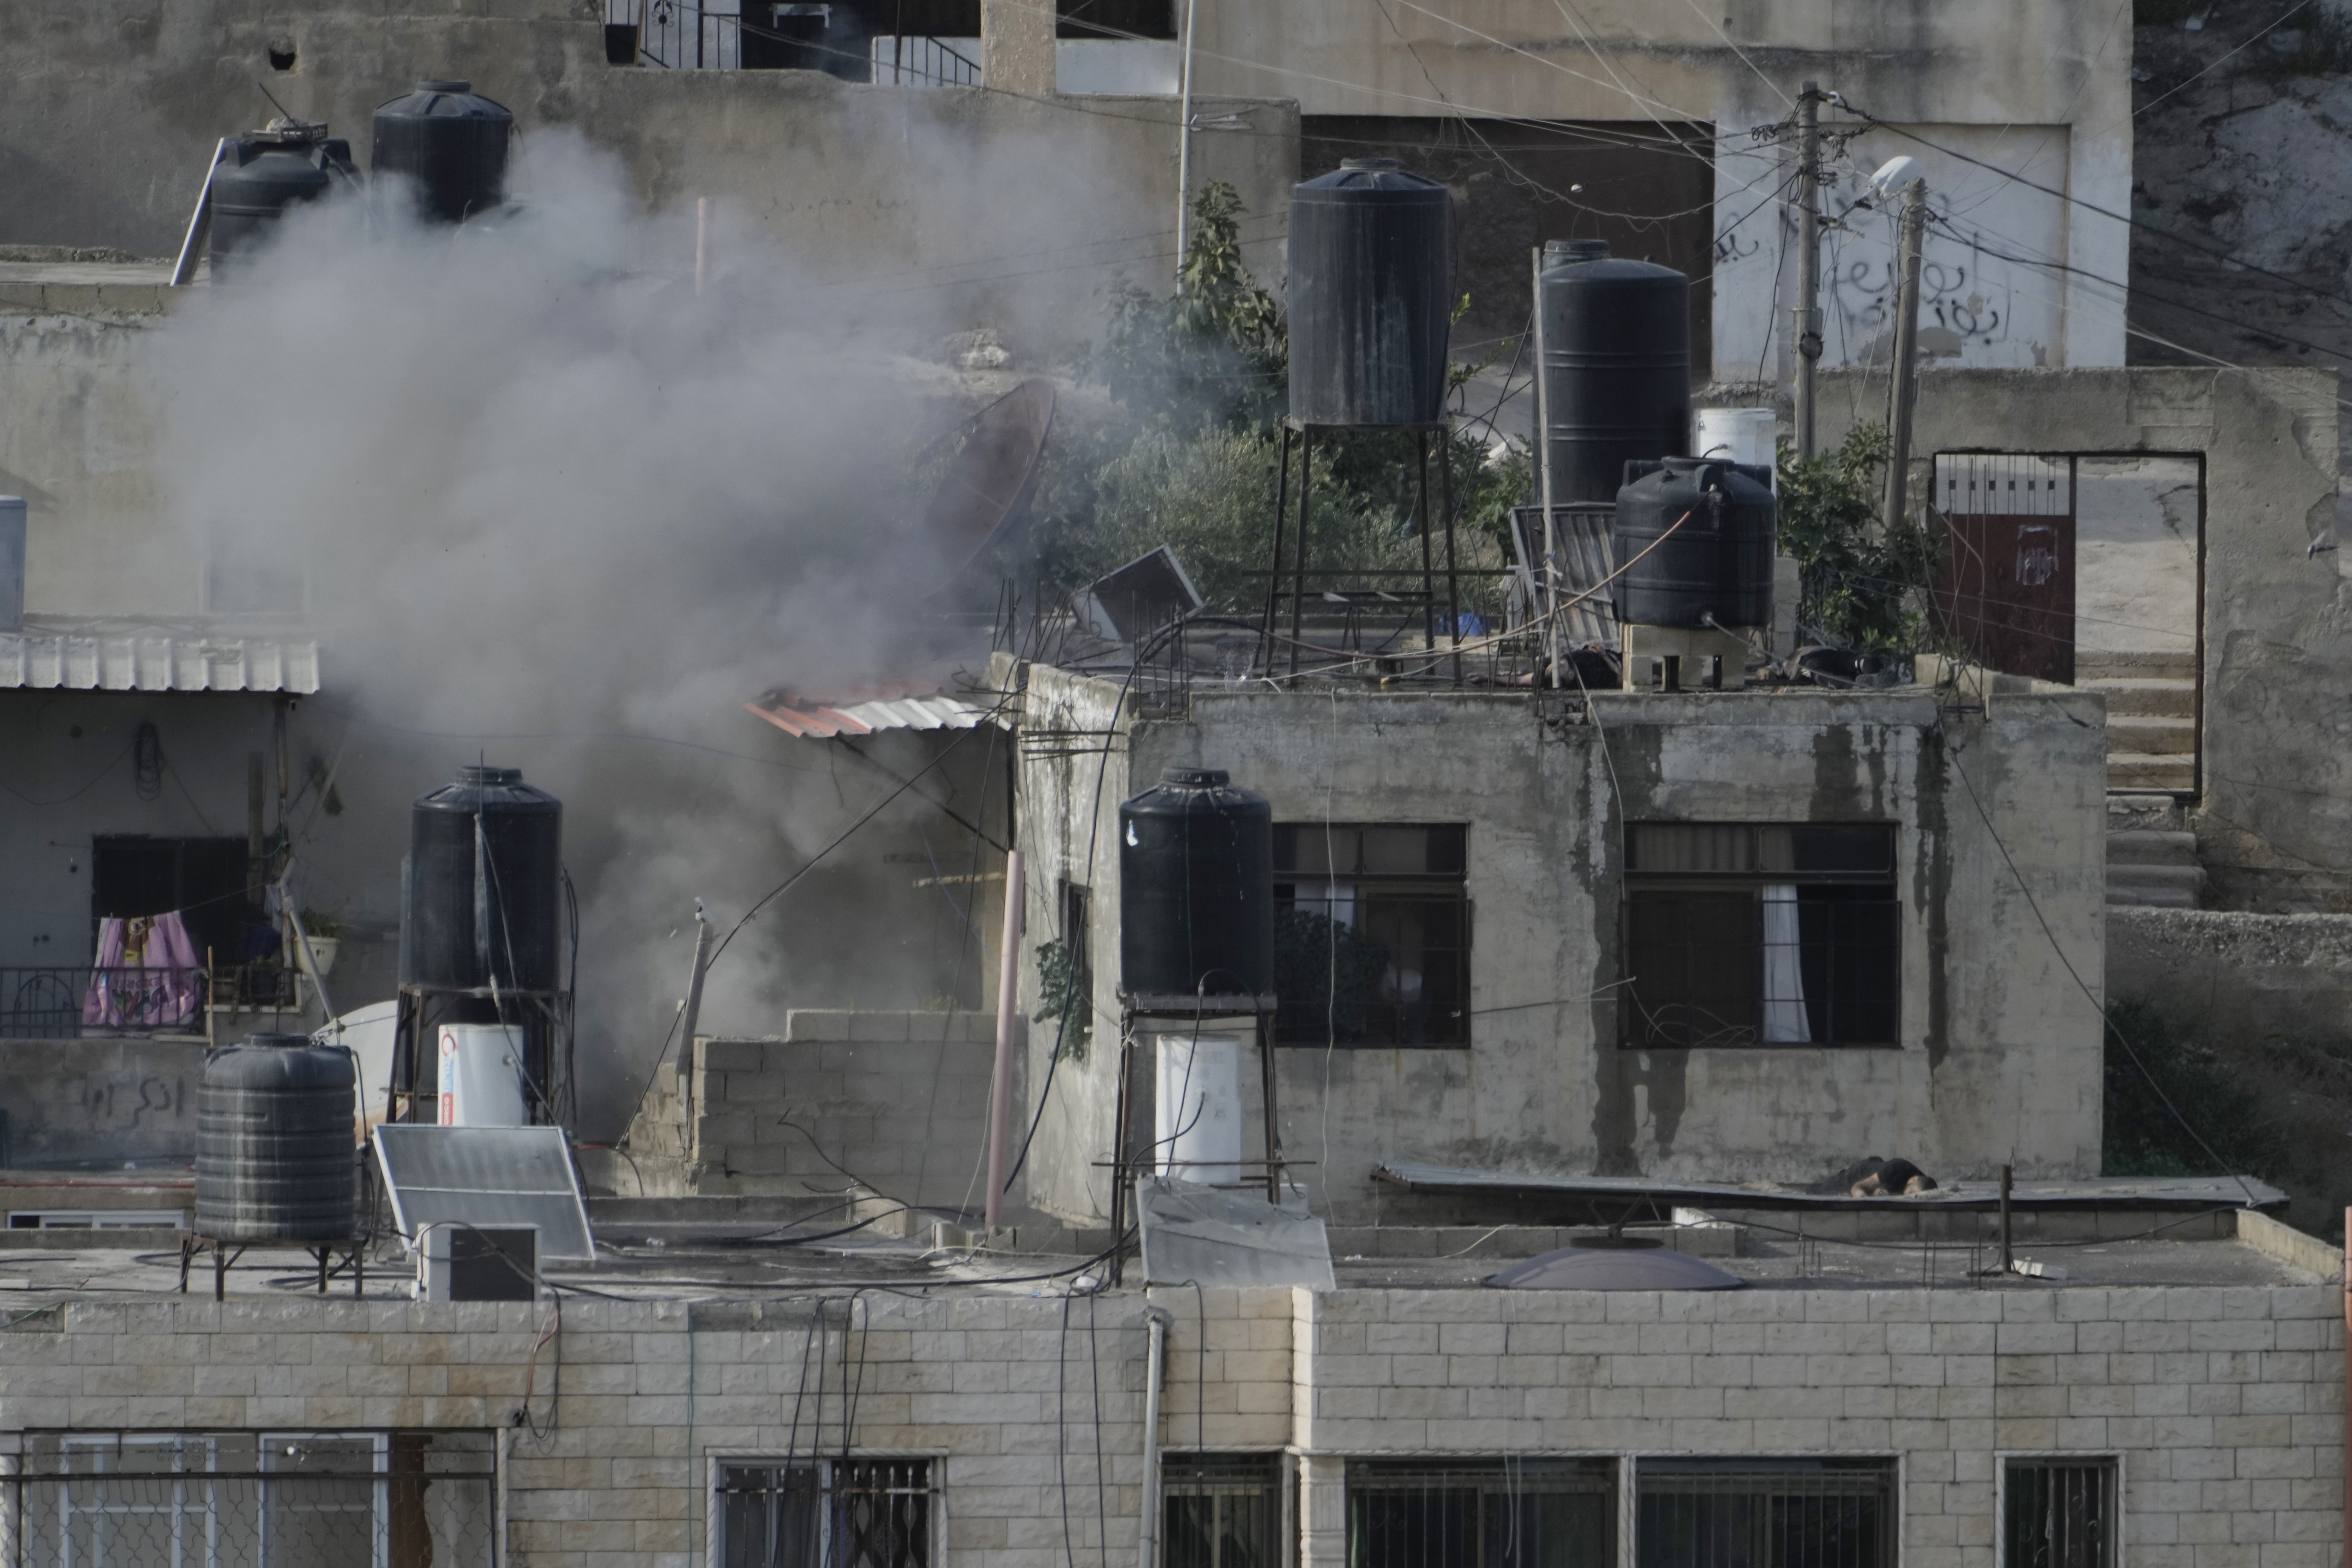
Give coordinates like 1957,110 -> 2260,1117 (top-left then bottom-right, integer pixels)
0,965 -> 301,1040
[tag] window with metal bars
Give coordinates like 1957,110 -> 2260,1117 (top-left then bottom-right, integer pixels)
717,1459 -> 933,1568
1165,1455 -> 1285,1568
12,1430 -> 496,1567
2002,1459 -> 2115,1568
1346,1459 -> 1615,1568
1635,1459 -> 1894,1568
1622,823 -> 1900,1048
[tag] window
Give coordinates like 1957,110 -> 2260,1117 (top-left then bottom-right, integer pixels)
1635,1459 -> 1894,1568
1622,824 -> 1899,1048
1272,824 -> 1467,1046
718,1458 -> 933,1568
1348,1460 -> 1613,1568
1165,1454 -> 1284,1568
91,835 -> 255,973
2003,1459 -> 2115,1568
12,1430 -> 496,1567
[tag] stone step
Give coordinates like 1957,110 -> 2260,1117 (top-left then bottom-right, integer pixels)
2107,881 -> 2200,909
2107,754 -> 2196,792
2107,715 -> 2198,754
2077,650 -> 2197,681
2106,829 -> 2198,867
2107,792 -> 2186,832
2077,676 -> 2197,717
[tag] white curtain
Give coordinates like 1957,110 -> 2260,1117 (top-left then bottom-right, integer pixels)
1761,884 -> 1810,1042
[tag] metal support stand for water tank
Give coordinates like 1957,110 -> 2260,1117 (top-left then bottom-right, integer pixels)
1256,420 -> 1461,685
1107,992 -> 1285,1287
390,985 -> 575,1130
177,1235 -> 366,1301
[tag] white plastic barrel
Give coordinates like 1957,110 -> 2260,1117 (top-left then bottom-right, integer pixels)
437,1023 -> 529,1127
1154,1031 -> 1243,1187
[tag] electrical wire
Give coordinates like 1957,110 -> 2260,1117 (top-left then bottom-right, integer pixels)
1937,719 -> 2262,1207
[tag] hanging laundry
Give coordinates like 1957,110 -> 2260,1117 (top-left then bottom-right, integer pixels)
82,910 -> 205,1030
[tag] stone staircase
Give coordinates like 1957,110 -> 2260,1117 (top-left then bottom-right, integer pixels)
2078,650 -> 2197,793
2106,792 -> 2202,908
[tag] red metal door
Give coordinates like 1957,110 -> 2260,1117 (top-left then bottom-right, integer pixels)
1932,454 -> 2076,684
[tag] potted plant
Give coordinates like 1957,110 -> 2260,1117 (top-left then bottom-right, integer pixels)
295,910 -> 345,976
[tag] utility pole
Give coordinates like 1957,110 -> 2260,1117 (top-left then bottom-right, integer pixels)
1882,178 -> 1928,536
1792,81 -> 1824,459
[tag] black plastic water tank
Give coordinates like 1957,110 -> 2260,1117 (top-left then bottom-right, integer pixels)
195,1033 -> 357,1242
1288,159 -> 1453,427
400,765 -> 563,993
1119,767 -> 1273,998
371,81 -> 513,224
1540,239 -> 1690,503
1611,457 -> 1777,629
209,128 -> 357,271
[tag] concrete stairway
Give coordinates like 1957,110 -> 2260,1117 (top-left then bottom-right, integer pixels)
2078,650 -> 2197,792
2106,792 -> 2202,908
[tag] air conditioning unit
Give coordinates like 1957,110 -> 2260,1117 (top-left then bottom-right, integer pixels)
415,1223 -> 538,1302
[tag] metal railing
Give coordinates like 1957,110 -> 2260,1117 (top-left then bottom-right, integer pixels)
0,965 -> 301,1040
2,1467 -> 496,1566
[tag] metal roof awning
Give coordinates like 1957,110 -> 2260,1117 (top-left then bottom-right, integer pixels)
1372,1161 -> 2286,1212
745,677 -> 997,739
0,617 -> 319,694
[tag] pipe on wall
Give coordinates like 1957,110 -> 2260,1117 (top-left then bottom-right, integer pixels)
1139,1305 -> 1174,1568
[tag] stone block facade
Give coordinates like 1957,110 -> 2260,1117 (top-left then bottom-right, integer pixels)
627,1010 -> 1003,1206
0,1272 -> 2336,1568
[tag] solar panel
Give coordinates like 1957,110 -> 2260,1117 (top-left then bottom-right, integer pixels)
1135,1175 -> 1333,1289
371,1125 -> 596,1263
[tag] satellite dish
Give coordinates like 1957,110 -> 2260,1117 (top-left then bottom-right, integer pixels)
924,377 -> 1057,568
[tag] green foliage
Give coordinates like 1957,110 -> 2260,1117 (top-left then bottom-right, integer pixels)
297,910 -> 344,941
1272,907 -> 1387,1039
1028,183 -> 1523,625
1775,424 -> 1941,656
1032,937 -> 1092,1061
1098,183 -> 1286,432
2101,1000 -> 2283,1178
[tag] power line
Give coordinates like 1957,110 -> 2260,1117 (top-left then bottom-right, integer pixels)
1835,99 -> 2352,318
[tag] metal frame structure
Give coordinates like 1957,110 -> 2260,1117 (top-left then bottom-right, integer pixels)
1107,992 -> 1286,1285
388,986 -> 575,1131
1256,420 -> 1463,684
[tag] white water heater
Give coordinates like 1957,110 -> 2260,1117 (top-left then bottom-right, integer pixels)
1154,1031 -> 1243,1187
1694,407 -> 1778,478
437,1023 -> 529,1127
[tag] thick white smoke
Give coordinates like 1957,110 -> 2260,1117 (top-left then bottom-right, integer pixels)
149,132 -> 1017,1137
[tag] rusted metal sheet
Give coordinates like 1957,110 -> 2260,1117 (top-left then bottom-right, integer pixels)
745,679 -> 993,739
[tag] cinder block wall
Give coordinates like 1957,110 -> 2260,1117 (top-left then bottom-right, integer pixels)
630,1009 -> 1005,1209
0,1274 -> 2337,1568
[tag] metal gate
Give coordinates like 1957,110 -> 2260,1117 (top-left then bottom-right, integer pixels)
1931,453 -> 2076,684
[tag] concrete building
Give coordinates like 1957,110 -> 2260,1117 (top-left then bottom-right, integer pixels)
0,1190 -> 2335,1568
1005,662 -> 2108,1226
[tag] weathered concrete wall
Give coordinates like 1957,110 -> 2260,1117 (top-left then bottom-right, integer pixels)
0,1271 -> 2336,1568
0,1036 -> 205,1166
626,1010 -> 1006,1207
1196,0 -> 2132,377
1,2 -> 1294,345
1821,366 -> 2351,912
2109,908 -> 2352,1046
1015,672 -> 2109,1223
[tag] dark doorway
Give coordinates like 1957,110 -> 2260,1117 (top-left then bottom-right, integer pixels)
1931,454 -> 2077,685
1300,118 -> 1717,378
90,837 -> 252,967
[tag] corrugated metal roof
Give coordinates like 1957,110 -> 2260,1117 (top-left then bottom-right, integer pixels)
0,618 -> 320,693
745,677 -> 994,739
